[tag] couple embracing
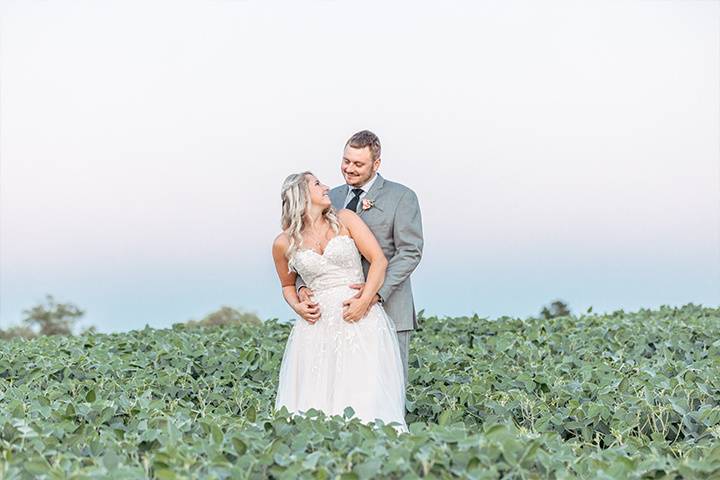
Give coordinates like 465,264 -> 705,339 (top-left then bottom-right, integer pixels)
271,130 -> 424,432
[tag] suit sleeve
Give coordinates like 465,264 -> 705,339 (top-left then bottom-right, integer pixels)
377,189 -> 423,302
295,269 -> 307,293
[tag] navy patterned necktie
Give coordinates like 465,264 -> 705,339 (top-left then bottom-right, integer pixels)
345,188 -> 364,212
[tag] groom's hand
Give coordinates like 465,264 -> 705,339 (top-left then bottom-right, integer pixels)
298,286 -> 316,305
296,287 -> 320,324
349,283 -> 380,306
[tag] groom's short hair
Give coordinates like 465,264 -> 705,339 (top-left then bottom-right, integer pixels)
346,130 -> 381,161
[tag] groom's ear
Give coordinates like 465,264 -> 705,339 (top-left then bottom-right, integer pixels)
373,157 -> 381,171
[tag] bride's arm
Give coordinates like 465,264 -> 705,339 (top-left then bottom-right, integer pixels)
338,210 -> 388,321
272,234 -> 321,324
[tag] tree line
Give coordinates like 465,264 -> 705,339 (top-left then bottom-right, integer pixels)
1,294 -> 572,340
0,294 -> 263,340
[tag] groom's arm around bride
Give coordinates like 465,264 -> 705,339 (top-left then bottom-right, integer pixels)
354,186 -> 423,316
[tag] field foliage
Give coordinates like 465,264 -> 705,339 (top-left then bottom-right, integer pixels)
1,305 -> 719,479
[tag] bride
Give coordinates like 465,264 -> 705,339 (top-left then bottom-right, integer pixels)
271,171 -> 408,432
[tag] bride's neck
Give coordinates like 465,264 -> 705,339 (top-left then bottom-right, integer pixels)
304,206 -> 326,230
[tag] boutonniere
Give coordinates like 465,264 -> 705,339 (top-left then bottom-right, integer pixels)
362,199 -> 375,211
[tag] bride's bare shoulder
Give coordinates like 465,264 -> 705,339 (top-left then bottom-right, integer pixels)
336,209 -> 360,224
335,210 -> 358,236
272,232 -> 291,254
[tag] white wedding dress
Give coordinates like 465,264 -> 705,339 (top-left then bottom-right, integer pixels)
275,234 -> 408,432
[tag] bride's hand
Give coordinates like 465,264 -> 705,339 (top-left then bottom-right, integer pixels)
294,298 -> 320,324
342,296 -> 371,323
349,283 -> 380,306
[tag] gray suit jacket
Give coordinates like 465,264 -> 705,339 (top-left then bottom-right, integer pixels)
296,173 -> 424,331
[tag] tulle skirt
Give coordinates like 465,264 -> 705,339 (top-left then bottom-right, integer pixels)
274,284 -> 408,433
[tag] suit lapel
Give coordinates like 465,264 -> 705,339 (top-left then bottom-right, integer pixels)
357,173 -> 385,218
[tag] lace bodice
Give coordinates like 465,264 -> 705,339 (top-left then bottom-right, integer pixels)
289,235 -> 365,293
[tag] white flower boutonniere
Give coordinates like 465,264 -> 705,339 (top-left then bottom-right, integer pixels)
362,199 -> 375,211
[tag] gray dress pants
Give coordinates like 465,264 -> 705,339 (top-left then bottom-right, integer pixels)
396,330 -> 412,386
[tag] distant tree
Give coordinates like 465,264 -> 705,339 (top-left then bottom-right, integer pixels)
184,306 -> 262,328
540,300 -> 571,319
0,324 -> 37,340
21,294 -> 86,336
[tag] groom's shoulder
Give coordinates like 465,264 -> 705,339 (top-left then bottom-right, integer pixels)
330,184 -> 346,195
381,177 -> 418,201
383,177 -> 410,192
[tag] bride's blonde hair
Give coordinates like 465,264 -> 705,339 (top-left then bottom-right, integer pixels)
280,171 -> 341,266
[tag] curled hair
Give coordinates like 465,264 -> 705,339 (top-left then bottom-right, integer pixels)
280,171 -> 341,269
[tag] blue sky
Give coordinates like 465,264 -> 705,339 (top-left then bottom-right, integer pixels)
1,1 -> 718,333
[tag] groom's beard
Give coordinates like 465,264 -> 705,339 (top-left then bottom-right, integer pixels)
344,170 -> 375,188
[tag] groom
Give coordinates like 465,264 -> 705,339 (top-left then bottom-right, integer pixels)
296,129 -> 424,384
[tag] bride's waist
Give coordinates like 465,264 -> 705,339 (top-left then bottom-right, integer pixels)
309,282 -> 362,298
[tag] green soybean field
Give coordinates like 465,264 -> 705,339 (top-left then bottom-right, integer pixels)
1,304 -> 719,479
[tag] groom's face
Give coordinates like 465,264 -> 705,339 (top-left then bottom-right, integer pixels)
341,146 -> 380,187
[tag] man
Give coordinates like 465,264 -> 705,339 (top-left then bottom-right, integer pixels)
295,129 -> 424,384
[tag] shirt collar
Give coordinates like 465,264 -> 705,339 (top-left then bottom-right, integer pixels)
349,172 -> 378,193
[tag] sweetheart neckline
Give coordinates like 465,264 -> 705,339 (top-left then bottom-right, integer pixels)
297,234 -> 352,257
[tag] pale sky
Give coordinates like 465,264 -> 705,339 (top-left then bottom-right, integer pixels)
1,0 -> 718,333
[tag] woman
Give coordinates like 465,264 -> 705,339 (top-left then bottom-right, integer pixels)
271,171 -> 407,432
